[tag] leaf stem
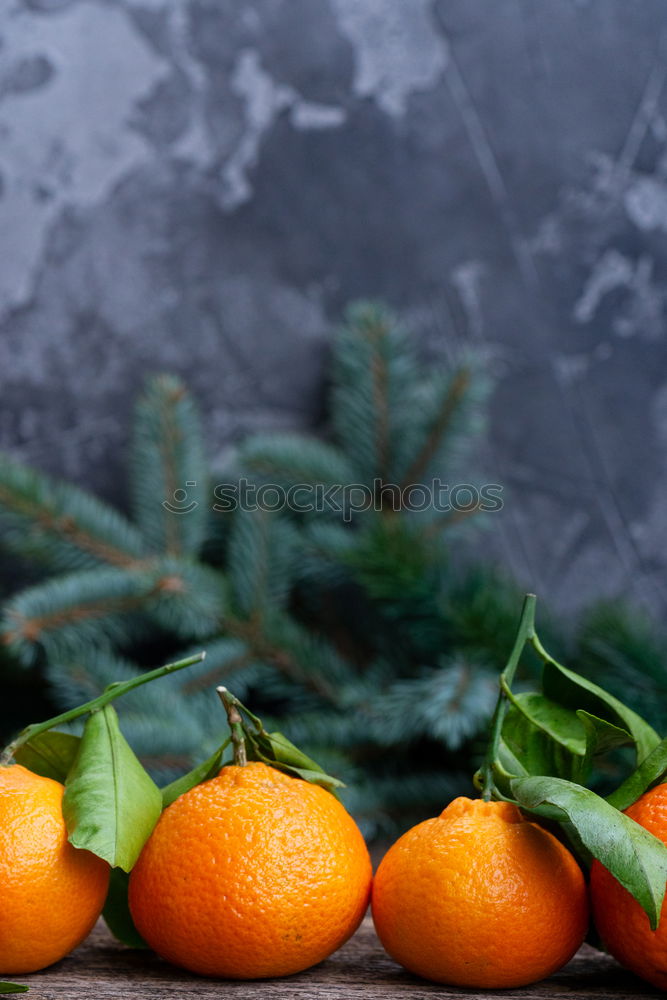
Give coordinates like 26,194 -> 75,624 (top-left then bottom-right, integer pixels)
1,651 -> 206,766
529,629 -> 562,667
477,594 -> 537,800
217,687 -> 247,766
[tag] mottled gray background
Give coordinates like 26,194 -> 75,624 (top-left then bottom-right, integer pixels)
1,0 -> 666,618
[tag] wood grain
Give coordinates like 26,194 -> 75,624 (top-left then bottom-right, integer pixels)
9,919 -> 659,1000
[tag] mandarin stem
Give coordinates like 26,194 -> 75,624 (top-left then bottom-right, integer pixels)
217,687 -> 248,766
478,594 -> 537,800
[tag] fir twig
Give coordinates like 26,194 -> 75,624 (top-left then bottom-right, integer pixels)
363,313 -> 391,485
131,375 -> 208,557
399,368 -> 471,490
0,459 -> 146,570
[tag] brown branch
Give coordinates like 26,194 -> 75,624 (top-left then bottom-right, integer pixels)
361,315 -> 391,486
248,509 -> 271,615
2,574 -> 179,647
400,367 -> 471,490
0,484 -> 143,568
224,615 -> 338,704
156,380 -> 187,557
424,503 -> 480,540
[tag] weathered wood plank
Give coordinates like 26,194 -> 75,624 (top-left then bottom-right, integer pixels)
13,919 -> 658,1000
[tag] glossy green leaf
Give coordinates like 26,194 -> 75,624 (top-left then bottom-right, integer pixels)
102,869 -> 147,949
577,710 -> 632,755
542,658 -> 660,763
63,706 -> 162,871
217,687 -> 346,795
577,711 -> 633,782
502,705 -> 580,782
482,741 -> 569,822
161,741 -> 229,809
14,731 -> 80,783
607,740 -> 667,812
558,819 -> 594,868
246,729 -> 344,793
274,762 -> 345,791
506,692 -> 586,753
265,731 -> 334,772
0,985 -> 28,994
512,775 -> 667,929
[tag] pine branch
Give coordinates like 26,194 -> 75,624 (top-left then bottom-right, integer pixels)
225,609 -> 354,705
131,375 -> 208,557
275,708 -> 367,750
1,568 -> 164,664
145,559 -> 226,640
574,600 -> 667,731
366,312 -> 391,484
0,455 -> 146,571
443,567 -> 526,666
176,637 -> 271,696
331,301 -> 420,484
47,648 -> 143,707
399,367 -> 472,488
292,522 -> 356,591
0,303 -> 507,836
1,560 -> 225,664
340,519 -> 446,657
226,509 -> 296,618
236,433 -> 356,490
370,659 -> 498,750
423,504 -> 480,540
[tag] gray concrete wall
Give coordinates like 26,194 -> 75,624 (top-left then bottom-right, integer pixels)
1,0 -> 667,617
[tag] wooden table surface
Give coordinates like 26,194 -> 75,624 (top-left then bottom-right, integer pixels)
12,919 -> 659,1000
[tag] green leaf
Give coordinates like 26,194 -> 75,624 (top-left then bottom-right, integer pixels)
542,658 -> 660,763
102,869 -> 148,949
264,731 -> 328,771
506,691 -> 586,753
577,710 -> 634,782
14,731 -> 80,782
502,704 -> 581,782
0,984 -> 28,994
577,710 -> 632,755
161,741 -> 229,808
247,729 -> 345,794
63,706 -> 162,871
607,741 -> 667,812
217,688 -> 346,795
512,775 -> 667,929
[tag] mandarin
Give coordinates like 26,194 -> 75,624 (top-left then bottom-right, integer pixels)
372,796 -> 588,987
591,782 -> 667,989
129,761 -> 372,978
0,764 -> 110,974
